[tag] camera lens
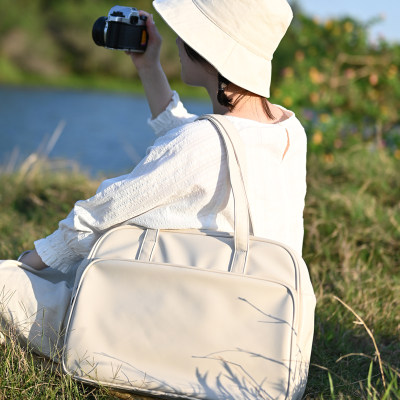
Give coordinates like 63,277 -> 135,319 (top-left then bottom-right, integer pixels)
92,16 -> 107,46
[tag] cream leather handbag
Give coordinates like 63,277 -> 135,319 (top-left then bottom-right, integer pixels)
62,115 -> 316,400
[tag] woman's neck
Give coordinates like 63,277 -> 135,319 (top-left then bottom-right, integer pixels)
210,90 -> 289,124
202,73 -> 290,124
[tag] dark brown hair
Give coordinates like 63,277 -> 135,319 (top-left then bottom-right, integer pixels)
183,42 -> 275,120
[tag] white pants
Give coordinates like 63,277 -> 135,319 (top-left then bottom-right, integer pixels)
0,260 -> 74,360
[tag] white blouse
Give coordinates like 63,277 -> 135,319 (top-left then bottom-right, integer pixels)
35,92 -> 307,272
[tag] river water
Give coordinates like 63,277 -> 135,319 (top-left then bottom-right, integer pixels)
0,86 -> 210,176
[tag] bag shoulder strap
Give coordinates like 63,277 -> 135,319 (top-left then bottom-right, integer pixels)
198,114 -> 254,274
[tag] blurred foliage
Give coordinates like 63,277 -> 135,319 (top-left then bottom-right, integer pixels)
0,0 -> 178,84
0,0 -> 399,156
274,2 -> 400,157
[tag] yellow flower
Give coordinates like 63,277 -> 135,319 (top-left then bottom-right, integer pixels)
313,131 -> 323,145
325,19 -> 333,30
309,67 -> 323,84
394,149 -> 400,160
283,67 -> 294,78
310,92 -> 320,104
344,22 -> 354,33
283,96 -> 293,107
324,154 -> 334,163
319,113 -> 330,123
388,65 -> 398,79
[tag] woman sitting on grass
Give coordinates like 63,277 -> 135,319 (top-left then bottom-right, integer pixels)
0,0 -> 310,387
17,1 -> 307,272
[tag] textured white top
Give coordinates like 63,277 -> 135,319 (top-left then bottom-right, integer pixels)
35,92 -> 307,272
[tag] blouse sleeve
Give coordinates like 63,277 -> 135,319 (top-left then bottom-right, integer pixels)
34,120 -> 228,273
148,91 -> 197,137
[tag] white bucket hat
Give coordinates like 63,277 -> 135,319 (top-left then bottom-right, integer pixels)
153,0 -> 293,98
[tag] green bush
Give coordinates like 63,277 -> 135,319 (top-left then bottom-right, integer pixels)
273,9 -> 400,156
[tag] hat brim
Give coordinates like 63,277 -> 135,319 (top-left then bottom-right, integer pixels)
153,0 -> 271,98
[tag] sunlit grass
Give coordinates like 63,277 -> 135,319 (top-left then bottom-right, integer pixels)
0,328 -> 114,399
303,146 -> 400,399
0,144 -> 399,399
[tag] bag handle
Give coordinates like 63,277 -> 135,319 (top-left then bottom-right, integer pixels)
198,114 -> 254,274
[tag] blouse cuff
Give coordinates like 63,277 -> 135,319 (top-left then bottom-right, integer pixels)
148,91 -> 197,137
34,230 -> 82,273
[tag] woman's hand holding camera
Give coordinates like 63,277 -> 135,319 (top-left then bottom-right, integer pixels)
126,11 -> 174,119
126,12 -> 161,70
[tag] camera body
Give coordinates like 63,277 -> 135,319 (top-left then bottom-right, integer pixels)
92,6 -> 148,52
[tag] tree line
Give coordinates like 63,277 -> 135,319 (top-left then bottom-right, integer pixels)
1,0 -> 399,155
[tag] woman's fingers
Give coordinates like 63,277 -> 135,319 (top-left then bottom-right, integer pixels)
126,11 -> 162,70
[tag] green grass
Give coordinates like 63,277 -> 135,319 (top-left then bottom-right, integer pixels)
0,336 -> 112,399
303,146 -> 400,399
0,145 -> 399,399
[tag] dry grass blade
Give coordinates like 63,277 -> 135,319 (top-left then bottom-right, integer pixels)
333,296 -> 386,388
18,120 -> 66,178
4,147 -> 19,174
42,120 -> 66,158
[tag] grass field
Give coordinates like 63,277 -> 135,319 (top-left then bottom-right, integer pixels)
0,144 -> 399,399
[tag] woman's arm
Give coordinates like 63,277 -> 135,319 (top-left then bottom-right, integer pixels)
128,11 -> 197,135
126,12 -> 174,119
33,120 -> 226,273
19,250 -> 48,270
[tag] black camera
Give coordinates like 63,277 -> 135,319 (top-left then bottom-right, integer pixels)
92,6 -> 148,52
